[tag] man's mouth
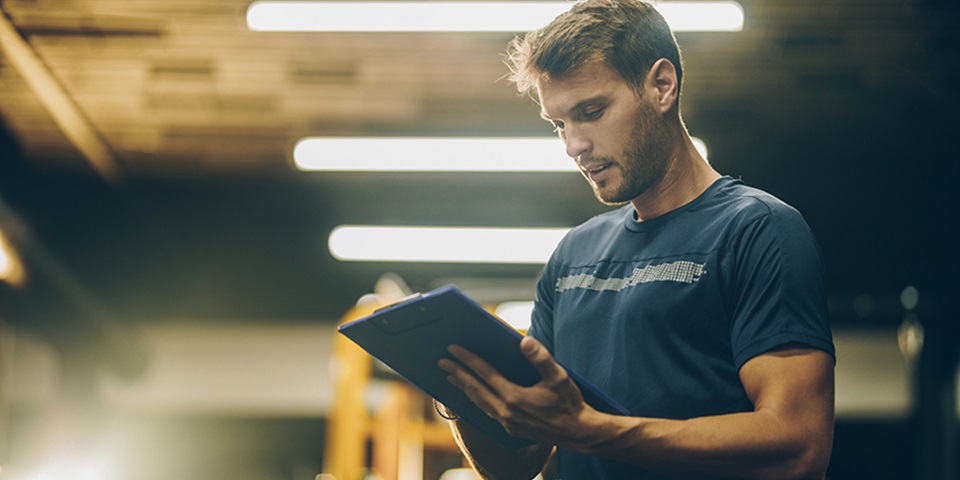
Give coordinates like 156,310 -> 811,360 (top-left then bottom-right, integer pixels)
581,162 -> 613,180
583,163 -> 611,173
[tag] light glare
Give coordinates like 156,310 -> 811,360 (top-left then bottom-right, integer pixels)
900,286 -> 919,310
247,1 -> 744,33
0,238 -> 10,276
328,225 -> 569,264
295,137 -> 571,172
692,137 -> 708,160
494,301 -> 535,331
0,230 -> 26,287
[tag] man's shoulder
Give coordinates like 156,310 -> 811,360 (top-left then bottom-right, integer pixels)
706,179 -> 821,254
707,177 -> 805,225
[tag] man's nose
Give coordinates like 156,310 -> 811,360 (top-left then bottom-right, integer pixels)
564,127 -> 592,159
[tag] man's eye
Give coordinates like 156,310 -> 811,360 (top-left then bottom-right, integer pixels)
582,108 -> 604,120
552,121 -> 565,132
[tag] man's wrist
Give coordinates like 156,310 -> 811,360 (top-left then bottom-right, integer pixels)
568,409 -> 639,456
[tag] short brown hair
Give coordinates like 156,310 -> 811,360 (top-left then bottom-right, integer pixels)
505,0 -> 683,103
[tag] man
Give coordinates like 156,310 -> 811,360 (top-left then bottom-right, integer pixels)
436,0 -> 836,479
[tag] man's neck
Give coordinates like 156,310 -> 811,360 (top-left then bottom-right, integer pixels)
630,135 -> 721,222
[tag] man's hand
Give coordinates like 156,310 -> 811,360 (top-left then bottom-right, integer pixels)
438,336 -> 605,448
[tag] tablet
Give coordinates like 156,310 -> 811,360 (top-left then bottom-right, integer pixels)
338,284 -> 629,449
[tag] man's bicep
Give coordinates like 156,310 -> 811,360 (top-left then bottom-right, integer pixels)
739,344 -> 835,436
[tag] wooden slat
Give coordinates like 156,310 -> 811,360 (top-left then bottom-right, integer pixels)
0,11 -> 120,179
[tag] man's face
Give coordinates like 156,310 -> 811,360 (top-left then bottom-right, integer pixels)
537,62 -> 673,205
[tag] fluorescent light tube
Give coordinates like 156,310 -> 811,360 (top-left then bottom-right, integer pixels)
247,1 -> 744,33
295,137 -> 572,172
295,136 -> 707,172
328,225 -> 569,264
656,2 -> 744,32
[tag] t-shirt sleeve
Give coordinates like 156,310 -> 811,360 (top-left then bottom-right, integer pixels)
528,253 -> 559,354
729,204 -> 836,369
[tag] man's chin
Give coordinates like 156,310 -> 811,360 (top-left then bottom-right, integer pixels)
593,188 -> 632,206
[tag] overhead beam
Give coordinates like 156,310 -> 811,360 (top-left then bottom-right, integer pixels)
0,10 -> 120,182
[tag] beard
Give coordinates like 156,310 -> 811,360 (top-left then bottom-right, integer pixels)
584,101 -> 674,206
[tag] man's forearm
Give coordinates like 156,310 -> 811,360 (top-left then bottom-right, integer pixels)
571,408 -> 832,480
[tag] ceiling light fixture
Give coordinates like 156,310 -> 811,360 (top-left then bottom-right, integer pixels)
247,1 -> 744,33
294,137 -> 707,172
328,225 -> 569,264
295,137 -> 570,172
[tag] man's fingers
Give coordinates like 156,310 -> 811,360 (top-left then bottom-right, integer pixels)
438,357 -> 483,392
440,342 -> 585,441
448,339 -> 569,391
519,336 -> 568,383
438,357 -> 502,417
447,344 -> 518,391
447,344 -> 492,374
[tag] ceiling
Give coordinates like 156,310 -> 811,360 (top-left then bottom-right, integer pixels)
1,0 -> 958,365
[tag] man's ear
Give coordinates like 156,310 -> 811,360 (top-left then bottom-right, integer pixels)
645,58 -> 678,114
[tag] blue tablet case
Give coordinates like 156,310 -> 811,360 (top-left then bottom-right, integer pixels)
338,284 -> 629,449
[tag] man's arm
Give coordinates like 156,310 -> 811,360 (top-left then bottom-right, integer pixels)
441,336 -> 835,480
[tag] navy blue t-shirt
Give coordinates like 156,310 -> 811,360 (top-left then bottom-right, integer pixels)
528,176 -> 835,479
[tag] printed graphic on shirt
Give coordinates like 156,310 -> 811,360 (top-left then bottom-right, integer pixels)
555,260 -> 706,293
